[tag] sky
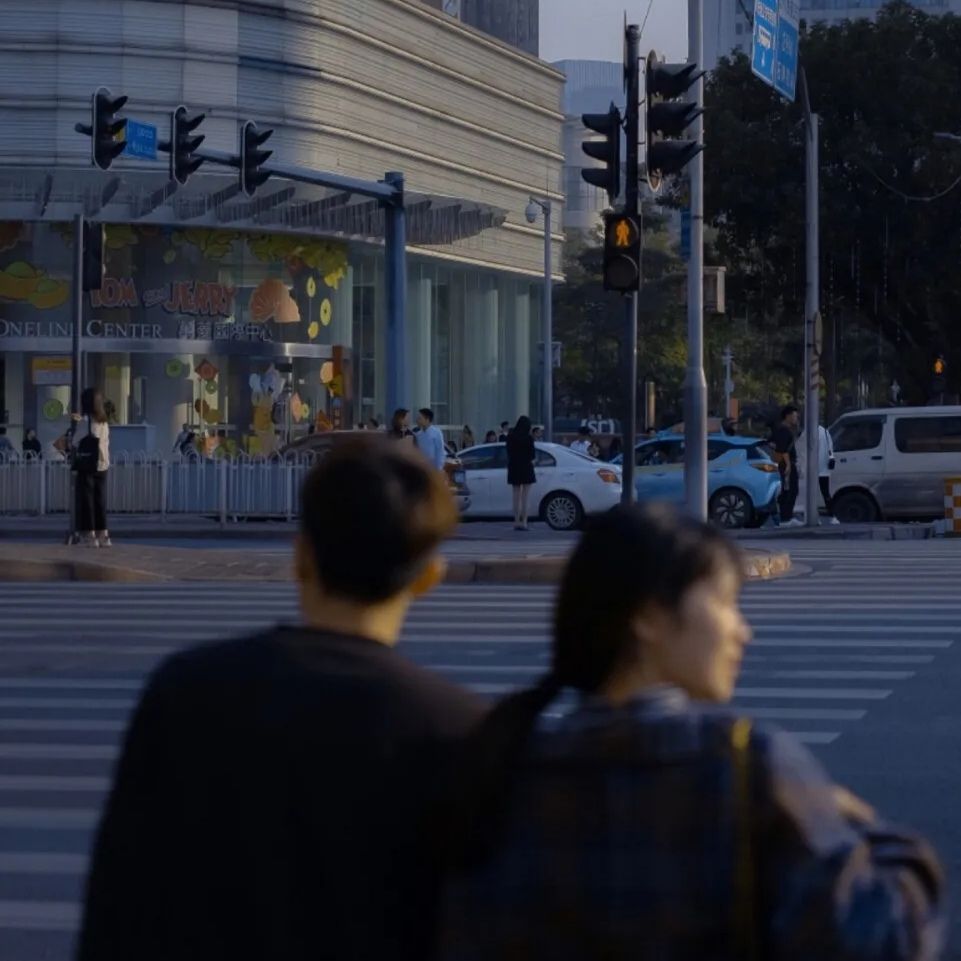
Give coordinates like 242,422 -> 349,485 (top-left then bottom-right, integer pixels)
540,0 -> 688,64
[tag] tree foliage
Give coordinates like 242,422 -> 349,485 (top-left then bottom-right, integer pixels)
706,1 -> 961,414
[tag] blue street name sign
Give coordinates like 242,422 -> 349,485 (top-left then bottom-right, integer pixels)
751,0 -> 798,103
124,119 -> 158,160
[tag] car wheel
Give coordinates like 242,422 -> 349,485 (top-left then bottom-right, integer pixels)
709,487 -> 754,529
832,490 -> 879,523
542,492 -> 584,531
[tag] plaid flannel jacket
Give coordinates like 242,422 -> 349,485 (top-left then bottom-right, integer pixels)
441,686 -> 943,961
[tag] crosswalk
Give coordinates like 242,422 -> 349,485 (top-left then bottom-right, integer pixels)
0,537 -> 959,956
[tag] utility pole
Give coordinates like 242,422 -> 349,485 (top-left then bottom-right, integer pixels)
801,69 -> 820,528
723,345 -> 733,417
71,213 -> 84,417
684,0 -> 707,520
622,22 -> 641,505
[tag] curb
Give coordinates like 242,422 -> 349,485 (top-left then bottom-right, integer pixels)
0,550 -> 793,585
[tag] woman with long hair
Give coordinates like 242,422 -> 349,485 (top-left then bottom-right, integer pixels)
442,506 -> 943,960
74,387 -> 112,547
505,415 -> 535,531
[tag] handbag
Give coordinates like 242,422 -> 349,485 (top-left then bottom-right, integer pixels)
731,718 -> 759,961
73,416 -> 100,475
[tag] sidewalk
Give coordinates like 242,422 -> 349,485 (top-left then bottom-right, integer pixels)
0,539 -> 791,585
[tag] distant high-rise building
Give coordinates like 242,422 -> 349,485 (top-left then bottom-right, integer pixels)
423,0 -> 539,56
554,60 -> 623,232
706,0 -> 961,68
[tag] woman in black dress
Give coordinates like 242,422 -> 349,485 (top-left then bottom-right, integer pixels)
506,415 -> 536,530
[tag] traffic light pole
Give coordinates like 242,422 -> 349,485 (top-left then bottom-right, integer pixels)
622,23 -> 641,506
684,0 -> 708,521
71,212 -> 84,417
801,69 -> 821,528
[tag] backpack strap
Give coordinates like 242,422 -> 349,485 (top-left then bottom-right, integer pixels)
732,718 -> 759,961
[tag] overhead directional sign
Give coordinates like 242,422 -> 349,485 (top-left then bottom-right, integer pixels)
124,119 -> 158,160
751,0 -> 799,102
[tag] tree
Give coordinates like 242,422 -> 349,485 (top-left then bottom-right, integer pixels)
705,1 -> 961,414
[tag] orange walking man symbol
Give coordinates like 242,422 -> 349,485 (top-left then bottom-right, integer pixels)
615,218 -> 631,247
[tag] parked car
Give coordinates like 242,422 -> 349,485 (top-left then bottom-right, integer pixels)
827,406 -> 961,522
281,430 -> 471,511
613,433 -> 781,528
457,441 -> 622,530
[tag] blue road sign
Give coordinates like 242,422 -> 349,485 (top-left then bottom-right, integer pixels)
774,12 -> 799,101
751,0 -> 799,103
124,119 -> 157,160
751,0 -> 778,87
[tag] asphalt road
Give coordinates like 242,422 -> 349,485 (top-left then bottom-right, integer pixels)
0,538 -> 959,958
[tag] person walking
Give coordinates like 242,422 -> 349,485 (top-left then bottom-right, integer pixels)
441,505 -> 944,961
818,422 -> 840,525
73,388 -> 112,548
772,404 -> 801,527
415,407 -> 446,470
461,425 -> 475,450
78,440 -> 484,961
22,428 -> 42,458
506,415 -> 536,531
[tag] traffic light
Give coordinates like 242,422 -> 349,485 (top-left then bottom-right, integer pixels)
74,88 -> 127,170
645,53 -> 704,191
602,211 -> 641,293
171,106 -> 206,185
82,223 -> 105,293
240,121 -> 273,197
581,103 -> 622,205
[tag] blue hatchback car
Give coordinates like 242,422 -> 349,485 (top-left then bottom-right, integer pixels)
614,433 -> 782,528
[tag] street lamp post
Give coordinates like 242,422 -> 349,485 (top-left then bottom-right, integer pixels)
526,197 -> 553,442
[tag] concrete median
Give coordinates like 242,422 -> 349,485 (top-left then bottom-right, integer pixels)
0,543 -> 791,585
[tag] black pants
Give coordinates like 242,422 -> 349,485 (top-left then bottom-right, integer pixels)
76,470 -> 108,533
778,467 -> 799,522
819,475 -> 834,516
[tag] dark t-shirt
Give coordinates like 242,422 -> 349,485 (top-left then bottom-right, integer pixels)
77,627 -> 484,961
772,424 -> 797,468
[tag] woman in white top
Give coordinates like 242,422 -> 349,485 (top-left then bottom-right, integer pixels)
74,388 -> 112,547
817,423 -> 840,525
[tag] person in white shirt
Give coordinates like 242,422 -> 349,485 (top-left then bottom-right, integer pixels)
570,426 -> 593,455
817,423 -> 840,525
414,408 -> 446,471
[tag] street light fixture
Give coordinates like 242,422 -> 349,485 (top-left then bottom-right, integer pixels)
527,196 -> 553,442
934,132 -> 961,143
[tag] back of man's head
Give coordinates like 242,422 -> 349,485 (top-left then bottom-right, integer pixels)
418,408 -> 434,423
299,439 -> 457,602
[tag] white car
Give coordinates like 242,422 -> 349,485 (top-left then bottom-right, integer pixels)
457,442 -> 622,530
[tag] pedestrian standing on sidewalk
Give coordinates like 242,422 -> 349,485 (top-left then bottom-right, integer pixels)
569,425 -> 592,455
461,425 -> 475,450
817,422 -> 840,525
498,421 -> 510,442
388,408 -> 414,444
506,415 -> 536,531
772,404 -> 801,527
22,428 -> 42,458
72,387 -> 112,548
415,407 -> 446,471
441,505 -> 944,961
78,439 -> 484,961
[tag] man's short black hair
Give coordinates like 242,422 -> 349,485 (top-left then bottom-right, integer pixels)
500,421 -> 509,429
300,439 -> 457,602
419,408 -> 434,422
781,404 -> 799,419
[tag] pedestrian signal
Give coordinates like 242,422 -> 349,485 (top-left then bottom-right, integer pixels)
603,212 -> 640,293
934,357 -> 945,376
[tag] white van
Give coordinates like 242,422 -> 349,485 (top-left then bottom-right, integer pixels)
827,407 -> 961,522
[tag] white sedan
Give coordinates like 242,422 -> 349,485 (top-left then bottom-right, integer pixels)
457,442 -> 622,530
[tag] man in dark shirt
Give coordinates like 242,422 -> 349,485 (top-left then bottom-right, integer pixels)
77,439 -> 484,961
772,404 -> 801,526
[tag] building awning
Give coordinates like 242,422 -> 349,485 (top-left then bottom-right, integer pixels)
0,166 -> 507,247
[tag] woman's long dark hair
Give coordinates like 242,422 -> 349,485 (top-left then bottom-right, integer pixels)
80,388 -> 107,424
512,415 -> 532,436
445,505 -> 742,867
